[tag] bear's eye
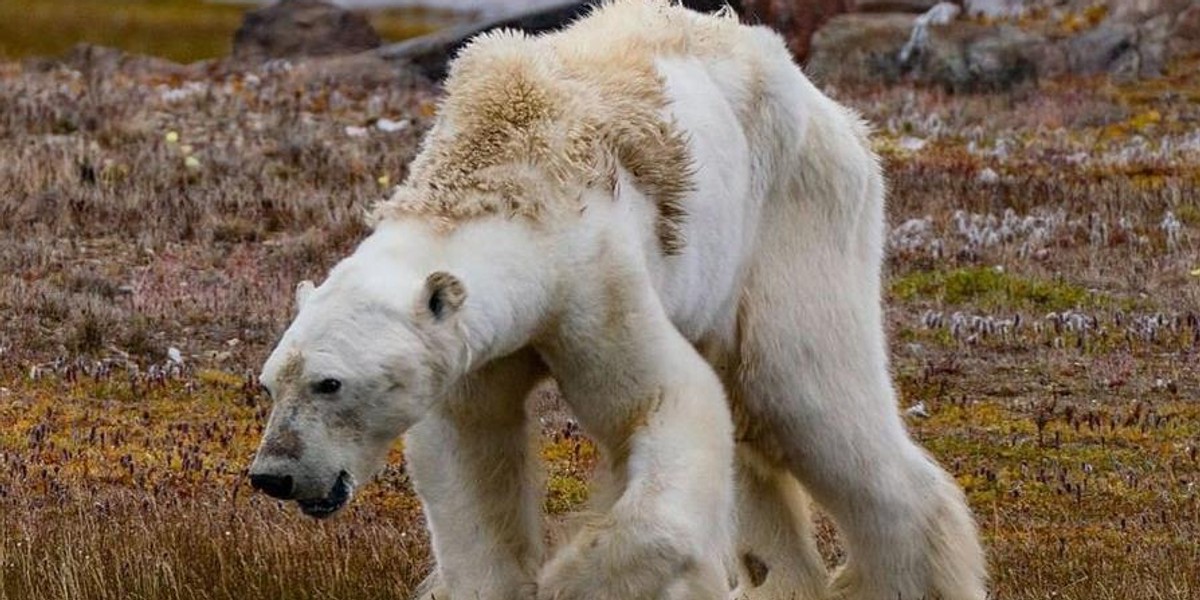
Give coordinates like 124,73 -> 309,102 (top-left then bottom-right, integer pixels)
312,378 -> 342,395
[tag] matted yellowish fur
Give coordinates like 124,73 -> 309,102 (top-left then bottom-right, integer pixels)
372,0 -> 746,254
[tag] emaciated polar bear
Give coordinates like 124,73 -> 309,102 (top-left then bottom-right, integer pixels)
247,2 -> 986,599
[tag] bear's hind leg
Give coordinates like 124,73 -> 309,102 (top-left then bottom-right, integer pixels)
734,272 -> 986,600
730,443 -> 827,600
705,336 -> 826,600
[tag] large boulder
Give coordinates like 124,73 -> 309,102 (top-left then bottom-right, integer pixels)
807,13 -> 916,82
937,23 -> 1041,89
1170,2 -> 1200,58
1065,8 -> 1183,79
809,0 -> 1200,87
232,0 -> 382,63
1064,20 -> 1139,75
1137,11 -> 1176,77
1109,0 -> 1200,66
1108,0 -> 1193,23
963,0 -> 1028,18
809,11 -> 1042,90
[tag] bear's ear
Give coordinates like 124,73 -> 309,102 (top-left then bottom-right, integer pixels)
295,280 -> 316,313
423,271 -> 466,320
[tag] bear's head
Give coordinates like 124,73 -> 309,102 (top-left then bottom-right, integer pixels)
247,241 -> 468,519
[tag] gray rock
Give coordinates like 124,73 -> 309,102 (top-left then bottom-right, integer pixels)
233,0 -> 382,63
809,0 -> 1200,86
1066,21 -> 1137,75
1109,0 -> 1193,23
1137,11 -> 1175,77
854,0 -> 943,12
810,12 -> 1041,90
1169,2 -> 1200,58
917,22 -> 1042,90
807,13 -> 917,83
964,0 -> 1029,18
1024,35 -> 1070,78
960,25 -> 1042,89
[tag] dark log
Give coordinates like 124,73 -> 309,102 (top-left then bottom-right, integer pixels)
377,0 -> 743,81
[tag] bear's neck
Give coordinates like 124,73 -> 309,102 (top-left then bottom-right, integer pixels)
373,217 -> 556,371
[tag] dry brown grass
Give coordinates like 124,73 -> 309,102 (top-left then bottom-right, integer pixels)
0,48 -> 1197,599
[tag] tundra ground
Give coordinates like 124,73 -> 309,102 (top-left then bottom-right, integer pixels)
0,53 -> 1197,599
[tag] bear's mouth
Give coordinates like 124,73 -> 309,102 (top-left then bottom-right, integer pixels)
297,470 -> 354,519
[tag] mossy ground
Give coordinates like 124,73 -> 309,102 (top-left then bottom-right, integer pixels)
0,43 -> 1198,600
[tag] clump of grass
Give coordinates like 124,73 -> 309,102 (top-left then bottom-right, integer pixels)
542,431 -> 598,514
909,397 -> 1200,600
1175,202 -> 1200,226
0,368 -> 433,599
890,266 -> 1094,311
0,493 -> 429,600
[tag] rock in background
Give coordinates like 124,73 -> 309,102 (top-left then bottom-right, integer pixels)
856,0 -> 944,12
233,0 -> 382,62
740,0 -> 854,61
807,0 -> 1200,89
224,0 -> 1200,90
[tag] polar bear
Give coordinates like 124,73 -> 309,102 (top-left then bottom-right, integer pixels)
247,2 -> 986,599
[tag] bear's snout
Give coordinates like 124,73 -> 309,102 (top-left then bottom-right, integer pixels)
249,472 -> 295,500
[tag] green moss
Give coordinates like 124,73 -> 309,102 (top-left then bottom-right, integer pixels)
544,473 -> 590,514
540,437 -> 597,514
890,267 -> 1097,311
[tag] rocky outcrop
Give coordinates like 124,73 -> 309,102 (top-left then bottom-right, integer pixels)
807,13 -> 917,83
233,0 -> 382,63
232,0 -> 1199,89
810,6 -> 1040,90
809,0 -> 1200,88
1172,2 -> 1200,57
1109,0 -> 1193,22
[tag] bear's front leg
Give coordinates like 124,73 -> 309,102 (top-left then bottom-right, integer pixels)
537,504 -> 730,600
536,311 -> 736,600
405,350 -> 546,600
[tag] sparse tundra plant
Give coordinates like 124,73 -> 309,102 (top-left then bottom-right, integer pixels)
248,1 -> 986,599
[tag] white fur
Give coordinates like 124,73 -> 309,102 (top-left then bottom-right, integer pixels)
250,2 -> 987,600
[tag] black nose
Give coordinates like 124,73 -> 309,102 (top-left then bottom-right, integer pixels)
250,473 -> 295,500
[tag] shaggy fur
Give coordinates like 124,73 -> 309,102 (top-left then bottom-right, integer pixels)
250,2 -> 988,599
371,2 -> 740,253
